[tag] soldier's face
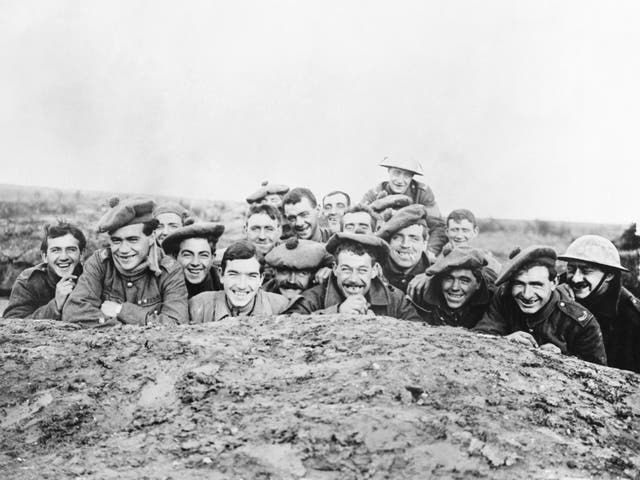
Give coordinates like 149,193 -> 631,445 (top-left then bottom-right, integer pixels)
155,213 -> 183,247
440,268 -> 480,310
342,211 -> 375,234
222,257 -> 263,308
274,268 -> 313,299
322,193 -> 349,233
510,266 -> 555,314
177,238 -> 214,285
284,198 -> 319,240
387,168 -> 414,194
333,251 -> 377,297
389,224 -> 427,269
264,194 -> 283,209
109,223 -> 152,272
566,261 -> 612,299
43,233 -> 82,278
245,213 -> 281,256
446,219 -> 478,247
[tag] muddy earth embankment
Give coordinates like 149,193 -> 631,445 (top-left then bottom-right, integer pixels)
1,315 -> 639,479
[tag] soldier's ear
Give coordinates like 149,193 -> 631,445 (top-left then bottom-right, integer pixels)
41,251 -> 47,263
371,263 -> 380,278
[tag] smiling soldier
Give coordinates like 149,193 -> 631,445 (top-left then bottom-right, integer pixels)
286,232 -> 420,321
62,197 -> 188,327
376,204 -> 431,293
361,156 -> 447,257
473,246 -> 606,365
341,204 -> 380,235
558,235 -> 640,373
189,240 -> 289,322
283,187 -> 331,243
322,190 -> 351,234
162,221 -> 225,299
410,246 -> 495,328
153,202 -> 189,250
3,221 -> 86,319
263,237 -> 333,300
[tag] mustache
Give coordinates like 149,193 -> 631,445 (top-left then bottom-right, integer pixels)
570,281 -> 590,289
278,281 -> 305,290
342,281 -> 366,288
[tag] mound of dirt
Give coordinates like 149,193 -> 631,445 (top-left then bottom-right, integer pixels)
1,315 -> 639,479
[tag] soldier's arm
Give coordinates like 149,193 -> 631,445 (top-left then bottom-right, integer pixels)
567,318 -> 607,366
62,255 -> 116,327
396,295 -> 422,322
360,186 -> 379,205
284,289 -> 324,314
119,267 -> 188,326
3,275 -> 59,320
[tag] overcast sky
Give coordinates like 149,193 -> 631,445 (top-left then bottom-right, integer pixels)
1,1 -> 639,223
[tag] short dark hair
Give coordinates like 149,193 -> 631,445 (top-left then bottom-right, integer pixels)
221,240 -> 263,274
40,221 -> 87,254
333,240 -> 380,266
245,204 -> 282,225
447,209 -> 477,228
342,204 -> 379,231
514,260 -> 557,282
283,187 -> 318,208
323,190 -> 351,207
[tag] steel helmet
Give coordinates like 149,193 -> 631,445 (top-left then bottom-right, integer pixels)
558,235 -> 628,272
379,156 -> 424,176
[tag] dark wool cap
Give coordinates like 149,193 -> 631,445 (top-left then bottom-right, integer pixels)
97,197 -> 156,233
161,222 -> 225,256
153,202 -> 188,220
369,193 -> 413,213
376,204 -> 428,241
265,237 -> 329,270
326,232 -> 390,263
495,245 -> 557,286
425,246 -> 487,277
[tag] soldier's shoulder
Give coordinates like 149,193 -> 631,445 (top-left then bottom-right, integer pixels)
159,254 -> 182,273
557,298 -> 594,327
620,288 -> 640,315
411,180 -> 430,191
17,263 -> 48,281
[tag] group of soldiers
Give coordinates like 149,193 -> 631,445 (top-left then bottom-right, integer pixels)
3,157 -> 640,374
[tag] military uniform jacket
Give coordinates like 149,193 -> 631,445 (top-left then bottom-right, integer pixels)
361,179 -> 447,255
565,274 -> 640,373
382,252 -> 431,294
62,248 -> 188,327
412,274 -> 493,329
474,287 -> 606,365
285,275 -> 421,322
3,262 -> 83,320
188,290 -> 289,323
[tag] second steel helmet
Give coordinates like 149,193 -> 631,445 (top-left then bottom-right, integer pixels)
379,156 -> 424,176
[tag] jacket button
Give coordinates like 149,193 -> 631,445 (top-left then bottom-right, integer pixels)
559,302 -> 565,307
143,299 -> 147,304
137,300 -> 142,305
127,282 -> 133,288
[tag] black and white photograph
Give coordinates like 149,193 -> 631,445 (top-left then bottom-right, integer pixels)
1,1 -> 640,478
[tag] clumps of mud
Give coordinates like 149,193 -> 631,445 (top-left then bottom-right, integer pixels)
1,315 -> 639,479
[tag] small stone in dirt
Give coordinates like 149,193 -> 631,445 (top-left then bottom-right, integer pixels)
181,440 -> 201,450
68,465 -> 85,475
567,459 -> 578,469
202,457 -> 213,464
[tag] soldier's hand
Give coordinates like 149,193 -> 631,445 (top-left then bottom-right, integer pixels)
407,273 -> 430,300
54,275 -> 77,310
101,301 -> 123,318
556,283 -> 575,300
506,331 -> 539,348
314,267 -> 332,285
539,343 -> 561,354
338,295 -> 369,315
